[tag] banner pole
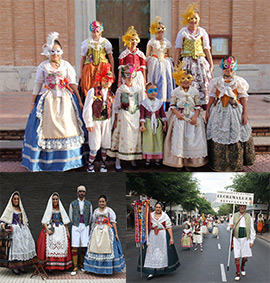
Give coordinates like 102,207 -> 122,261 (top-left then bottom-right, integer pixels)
227,203 -> 235,271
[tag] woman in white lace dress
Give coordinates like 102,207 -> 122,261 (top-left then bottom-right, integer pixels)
0,192 -> 36,275
138,202 -> 180,280
206,56 -> 255,171
36,193 -> 72,271
146,16 -> 174,106
22,32 -> 86,171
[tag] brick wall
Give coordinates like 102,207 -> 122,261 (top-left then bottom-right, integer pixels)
0,0 -> 76,66
171,0 -> 270,65
0,173 -> 127,252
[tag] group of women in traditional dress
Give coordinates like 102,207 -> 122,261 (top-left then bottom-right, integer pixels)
0,192 -> 125,276
21,3 -> 255,173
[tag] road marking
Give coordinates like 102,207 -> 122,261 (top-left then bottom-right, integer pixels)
220,263 -> 227,282
218,243 -> 221,249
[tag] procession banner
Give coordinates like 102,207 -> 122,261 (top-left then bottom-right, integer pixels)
216,191 -> 254,205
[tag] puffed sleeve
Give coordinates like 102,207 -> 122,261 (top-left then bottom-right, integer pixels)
81,39 -> 89,56
140,104 -> 146,122
193,88 -> 201,109
169,88 -> 178,109
236,76 -> 249,99
104,38 -> 113,54
165,214 -> 172,229
82,88 -> 95,127
92,209 -> 97,223
108,208 -> 116,223
175,29 -> 184,49
201,28 -> 211,49
35,63 -> 45,84
113,88 -> 121,114
65,61 -> 77,84
209,77 -> 219,98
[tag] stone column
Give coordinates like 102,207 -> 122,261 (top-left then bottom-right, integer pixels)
150,0 -> 171,42
74,0 -> 96,75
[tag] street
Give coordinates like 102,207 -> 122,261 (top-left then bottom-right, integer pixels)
126,223 -> 270,283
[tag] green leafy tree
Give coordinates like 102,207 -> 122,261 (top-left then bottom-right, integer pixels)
227,172 -> 270,217
218,204 -> 233,216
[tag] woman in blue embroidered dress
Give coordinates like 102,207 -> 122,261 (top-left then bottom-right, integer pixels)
83,195 -> 125,274
22,32 -> 87,171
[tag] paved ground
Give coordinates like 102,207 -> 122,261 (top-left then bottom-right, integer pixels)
0,92 -> 270,172
126,224 -> 270,283
0,268 -> 126,282
0,154 -> 270,172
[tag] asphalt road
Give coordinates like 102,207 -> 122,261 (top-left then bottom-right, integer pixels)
126,223 -> 270,283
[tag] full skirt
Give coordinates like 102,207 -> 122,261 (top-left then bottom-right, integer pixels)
22,90 -> 88,171
36,226 -> 73,270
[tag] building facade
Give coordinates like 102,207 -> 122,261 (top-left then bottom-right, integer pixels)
0,0 -> 269,93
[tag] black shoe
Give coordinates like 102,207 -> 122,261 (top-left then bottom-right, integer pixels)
145,161 -> 150,169
19,268 -> 27,273
115,166 -> 123,172
12,269 -> 20,275
154,162 -> 161,169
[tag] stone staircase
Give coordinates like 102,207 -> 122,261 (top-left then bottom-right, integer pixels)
1,126 -> 270,161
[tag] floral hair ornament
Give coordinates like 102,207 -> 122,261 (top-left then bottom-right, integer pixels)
181,3 -> 200,26
41,32 -> 63,57
149,16 -> 166,35
95,63 -> 115,84
89,21 -> 104,32
122,26 -> 140,48
220,57 -> 237,71
121,64 -> 137,79
173,61 -> 193,86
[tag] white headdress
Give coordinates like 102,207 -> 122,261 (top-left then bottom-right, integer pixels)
0,191 -> 28,225
41,32 -> 62,57
41,192 -> 70,225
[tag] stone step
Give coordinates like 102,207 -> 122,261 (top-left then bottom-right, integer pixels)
1,135 -> 270,162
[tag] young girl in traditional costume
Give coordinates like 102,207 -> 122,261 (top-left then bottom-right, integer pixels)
36,193 -> 72,271
146,16 -> 174,108
174,3 -> 213,109
0,192 -> 36,275
80,21 -> 114,98
163,63 -> 208,169
193,220 -> 203,252
118,26 -> 146,95
22,32 -> 86,171
108,64 -> 143,171
140,82 -> 167,168
212,219 -> 219,238
83,64 -> 115,172
206,56 -> 255,171
138,202 -> 180,280
181,223 -> 193,250
83,195 -> 125,274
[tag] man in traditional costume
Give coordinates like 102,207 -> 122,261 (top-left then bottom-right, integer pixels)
69,186 -> 92,275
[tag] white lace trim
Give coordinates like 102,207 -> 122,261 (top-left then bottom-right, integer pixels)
148,38 -> 171,52
9,224 -> 36,261
46,224 -> 68,258
171,114 -> 208,158
87,224 -> 115,261
141,98 -> 163,113
206,102 -> 252,144
88,38 -> 108,51
119,48 -> 146,60
36,90 -> 85,150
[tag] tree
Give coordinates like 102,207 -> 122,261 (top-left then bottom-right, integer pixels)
226,172 -> 270,217
218,204 -> 233,216
197,197 -> 215,215
127,173 -> 211,216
